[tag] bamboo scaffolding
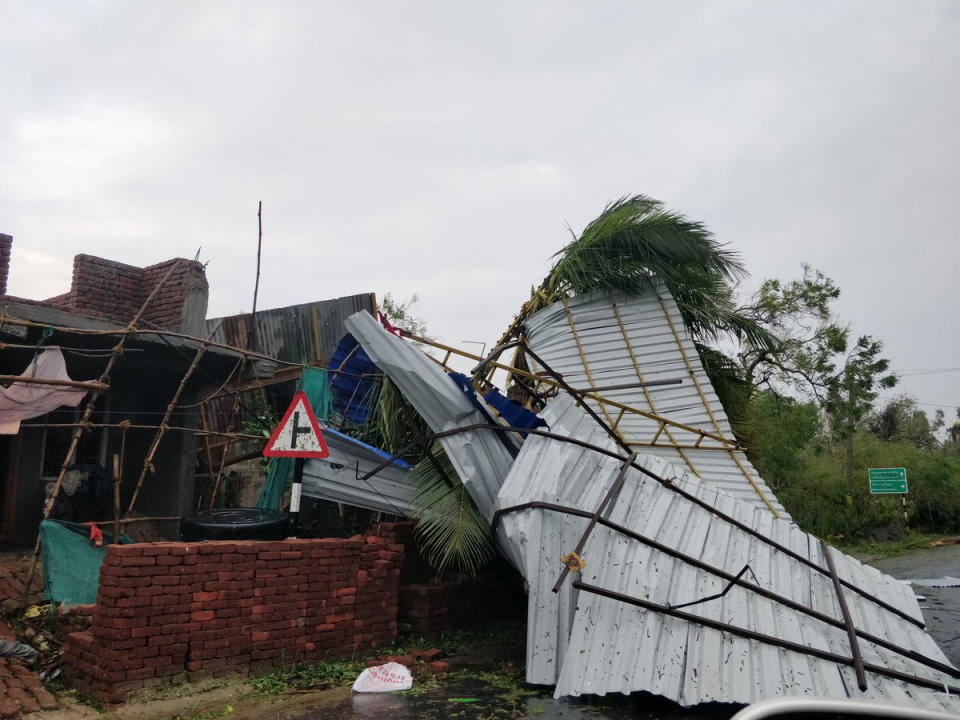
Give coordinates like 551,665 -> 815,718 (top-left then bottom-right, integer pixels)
21,261 -> 183,603
0,315 -> 308,370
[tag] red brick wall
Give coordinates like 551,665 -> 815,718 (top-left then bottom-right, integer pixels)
0,234 -> 12,296
63,535 -> 402,703
45,255 -> 207,332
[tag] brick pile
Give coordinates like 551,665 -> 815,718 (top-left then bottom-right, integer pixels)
0,559 -> 44,611
63,535 -> 401,703
0,658 -> 57,719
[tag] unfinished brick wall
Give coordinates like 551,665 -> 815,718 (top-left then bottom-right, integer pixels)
45,255 -> 208,333
63,535 -> 402,703
0,234 -> 11,296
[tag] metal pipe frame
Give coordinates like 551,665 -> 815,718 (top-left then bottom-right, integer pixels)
573,579 -> 960,697
491,499 -> 957,679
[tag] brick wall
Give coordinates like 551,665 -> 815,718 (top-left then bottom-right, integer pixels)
0,234 -> 11,296
45,255 -> 208,333
63,534 -> 402,703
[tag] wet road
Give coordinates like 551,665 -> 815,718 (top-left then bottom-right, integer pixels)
283,678 -> 729,720
867,543 -> 960,667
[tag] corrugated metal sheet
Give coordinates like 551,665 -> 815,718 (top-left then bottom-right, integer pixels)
206,293 -> 375,365
523,285 -> 787,517
343,311 -> 517,529
494,395 -> 960,711
302,426 -> 413,516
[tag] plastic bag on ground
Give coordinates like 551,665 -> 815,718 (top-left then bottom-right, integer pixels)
352,662 -> 412,693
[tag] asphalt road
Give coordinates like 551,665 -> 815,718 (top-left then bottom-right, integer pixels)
867,543 -> 960,667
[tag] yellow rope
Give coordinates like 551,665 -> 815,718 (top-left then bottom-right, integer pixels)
560,296 -> 629,448
610,297 -> 703,479
652,288 -> 780,518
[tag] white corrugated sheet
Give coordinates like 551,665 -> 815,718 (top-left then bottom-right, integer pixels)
343,311 -> 517,524
302,426 -> 413,516
523,285 -> 787,518
494,395 -> 960,711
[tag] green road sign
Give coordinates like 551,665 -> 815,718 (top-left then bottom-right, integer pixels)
868,467 -> 907,494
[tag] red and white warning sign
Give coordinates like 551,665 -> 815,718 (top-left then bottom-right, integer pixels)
263,391 -> 330,458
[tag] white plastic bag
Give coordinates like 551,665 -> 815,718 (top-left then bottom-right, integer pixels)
351,662 -> 413,693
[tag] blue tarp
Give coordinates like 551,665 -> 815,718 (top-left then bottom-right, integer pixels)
327,333 -> 380,424
483,387 -> 548,437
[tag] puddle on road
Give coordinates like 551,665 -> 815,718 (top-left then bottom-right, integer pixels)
286,677 -> 733,720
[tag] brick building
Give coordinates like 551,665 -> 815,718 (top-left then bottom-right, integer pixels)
0,235 -> 239,546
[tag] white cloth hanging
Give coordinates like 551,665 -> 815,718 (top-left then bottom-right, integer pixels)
0,347 -> 88,425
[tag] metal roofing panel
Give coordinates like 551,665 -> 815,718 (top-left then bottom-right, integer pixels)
302,426 -> 413,516
495,395 -> 959,711
522,285 -> 787,518
206,293 -> 375,365
343,311 -> 517,531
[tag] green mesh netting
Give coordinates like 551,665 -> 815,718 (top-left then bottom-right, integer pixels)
256,367 -> 332,510
40,520 -> 133,606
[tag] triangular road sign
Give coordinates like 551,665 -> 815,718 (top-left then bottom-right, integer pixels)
263,391 -> 330,458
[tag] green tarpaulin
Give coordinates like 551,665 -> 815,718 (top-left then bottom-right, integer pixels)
40,520 -> 133,606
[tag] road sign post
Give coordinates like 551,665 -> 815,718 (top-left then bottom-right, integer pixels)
868,467 -> 907,494
263,391 -> 329,535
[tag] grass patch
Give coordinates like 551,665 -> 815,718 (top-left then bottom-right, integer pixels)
250,659 -> 366,696
173,705 -> 234,720
836,531 -> 944,558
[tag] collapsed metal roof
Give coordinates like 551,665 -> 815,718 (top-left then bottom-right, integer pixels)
495,395 -> 960,710
302,426 -> 412,516
343,311 -> 517,522
334,295 -> 959,713
522,284 -> 786,518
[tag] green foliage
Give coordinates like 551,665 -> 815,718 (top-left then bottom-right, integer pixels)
824,334 -> 898,441
740,390 -> 820,488
761,426 -> 960,540
380,292 -> 432,341
410,444 -> 494,576
867,395 -> 943,449
542,195 -> 776,350
251,660 -> 366,695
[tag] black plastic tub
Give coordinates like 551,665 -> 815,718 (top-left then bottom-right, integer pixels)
180,508 -> 290,541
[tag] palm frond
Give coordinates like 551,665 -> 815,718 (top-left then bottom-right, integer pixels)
410,444 -> 494,577
537,194 -> 778,353
547,195 -> 746,297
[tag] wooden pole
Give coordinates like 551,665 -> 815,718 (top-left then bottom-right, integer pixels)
22,260 -> 183,603
210,201 -> 264,508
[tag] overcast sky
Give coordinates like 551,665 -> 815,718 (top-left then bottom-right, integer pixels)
2,1 -> 958,417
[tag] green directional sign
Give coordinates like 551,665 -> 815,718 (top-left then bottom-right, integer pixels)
868,467 -> 908,494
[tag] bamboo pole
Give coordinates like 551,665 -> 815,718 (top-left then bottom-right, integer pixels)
125,345 -> 207,516
21,261 -> 183,603
0,375 -> 109,391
